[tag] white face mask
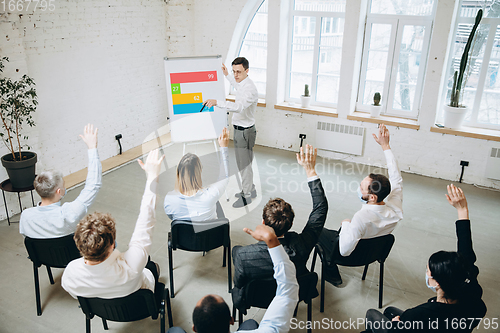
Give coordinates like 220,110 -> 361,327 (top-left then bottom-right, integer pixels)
357,187 -> 368,203
426,273 -> 437,292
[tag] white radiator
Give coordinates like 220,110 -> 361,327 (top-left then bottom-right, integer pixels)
485,147 -> 500,180
315,121 -> 365,155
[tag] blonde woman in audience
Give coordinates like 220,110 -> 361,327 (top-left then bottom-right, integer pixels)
164,127 -> 229,221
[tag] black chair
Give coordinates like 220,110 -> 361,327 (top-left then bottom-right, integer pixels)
232,272 -> 318,333
310,233 -> 395,311
24,234 -> 81,316
77,282 -> 173,333
168,218 -> 231,298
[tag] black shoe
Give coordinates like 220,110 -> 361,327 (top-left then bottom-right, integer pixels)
235,187 -> 257,199
324,268 -> 342,286
232,196 -> 252,208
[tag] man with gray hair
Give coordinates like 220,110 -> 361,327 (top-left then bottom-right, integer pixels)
19,124 -> 102,238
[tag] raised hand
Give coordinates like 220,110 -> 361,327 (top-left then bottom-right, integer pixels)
137,149 -> 165,181
372,124 -> 390,150
218,127 -> 229,148
445,184 -> 469,220
243,224 -> 280,249
79,124 -> 98,149
222,63 -> 229,76
296,144 -> 317,178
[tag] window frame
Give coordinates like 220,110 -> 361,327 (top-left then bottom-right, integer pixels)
285,3 -> 346,108
357,11 -> 435,119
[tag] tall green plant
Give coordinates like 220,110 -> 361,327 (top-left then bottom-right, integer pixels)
449,9 -> 483,107
304,84 -> 310,97
0,57 -> 37,161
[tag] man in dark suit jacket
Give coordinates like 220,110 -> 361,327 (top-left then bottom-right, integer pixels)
232,144 -> 327,309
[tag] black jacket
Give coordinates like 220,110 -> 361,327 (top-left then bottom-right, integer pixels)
232,179 -> 328,307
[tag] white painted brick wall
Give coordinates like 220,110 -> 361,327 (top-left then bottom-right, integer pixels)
0,0 -> 170,220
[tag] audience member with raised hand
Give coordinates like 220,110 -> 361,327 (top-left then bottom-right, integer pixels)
20,123 -> 102,238
364,184 -> 486,332
232,144 -> 327,308
164,127 -> 230,221
319,124 -> 403,286
167,224 -> 299,333
62,149 -> 165,300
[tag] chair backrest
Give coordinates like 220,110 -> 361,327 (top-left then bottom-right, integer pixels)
333,234 -> 395,267
24,234 -> 81,268
170,218 -> 230,252
77,288 -> 159,322
241,272 -> 319,310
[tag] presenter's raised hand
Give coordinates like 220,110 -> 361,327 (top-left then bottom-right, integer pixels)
204,99 -> 217,108
372,124 -> 390,150
222,63 -> 229,76
296,144 -> 317,178
137,149 -> 165,182
79,123 -> 98,149
218,127 -> 229,148
243,225 -> 280,249
445,184 -> 469,220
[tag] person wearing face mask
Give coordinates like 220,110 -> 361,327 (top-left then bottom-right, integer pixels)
363,184 -> 486,332
19,124 -> 102,238
317,124 -> 403,286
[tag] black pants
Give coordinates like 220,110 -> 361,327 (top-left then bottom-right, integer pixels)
317,228 -> 342,280
365,306 -> 404,333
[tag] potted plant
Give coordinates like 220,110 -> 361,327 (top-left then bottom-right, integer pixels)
370,92 -> 382,117
443,9 -> 483,128
300,84 -> 311,108
0,57 -> 38,189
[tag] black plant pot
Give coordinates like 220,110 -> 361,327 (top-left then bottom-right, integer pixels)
1,152 -> 37,189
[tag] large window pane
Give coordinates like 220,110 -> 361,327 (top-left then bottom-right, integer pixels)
478,25 -> 500,125
363,23 -> 391,105
238,0 -> 268,96
393,25 -> 426,111
370,0 -> 434,16
289,16 -> 316,99
294,0 -> 345,12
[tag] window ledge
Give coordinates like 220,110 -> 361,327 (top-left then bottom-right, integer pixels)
347,111 -> 420,130
226,95 -> 266,107
430,125 -> 500,142
274,102 -> 338,118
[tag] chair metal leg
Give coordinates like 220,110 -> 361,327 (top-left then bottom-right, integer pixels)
238,309 -> 243,328
362,264 -> 369,280
293,303 -> 298,317
86,317 -> 91,333
307,301 -> 312,333
310,247 -> 317,272
166,288 -> 174,327
232,305 -> 236,321
227,244 -> 232,292
101,318 -> 108,330
379,262 -> 384,309
320,262 -> 325,313
168,245 -> 175,298
222,246 -> 227,267
33,264 -> 42,316
160,298 -> 166,333
46,266 -> 54,285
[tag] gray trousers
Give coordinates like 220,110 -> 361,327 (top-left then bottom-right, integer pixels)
233,125 -> 256,197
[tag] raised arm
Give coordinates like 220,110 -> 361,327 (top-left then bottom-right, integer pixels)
295,144 -> 328,253
62,124 -> 102,223
242,225 -> 299,333
373,124 -> 402,207
123,149 -> 165,272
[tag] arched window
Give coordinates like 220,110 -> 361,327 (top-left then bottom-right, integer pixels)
237,0 -> 268,97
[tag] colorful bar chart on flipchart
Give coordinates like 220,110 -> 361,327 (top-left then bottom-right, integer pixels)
170,71 -> 218,115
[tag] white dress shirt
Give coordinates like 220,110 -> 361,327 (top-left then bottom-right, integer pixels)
164,147 -> 229,221
217,75 -> 258,128
339,149 -> 403,256
243,245 -> 299,333
19,148 -> 102,238
61,179 -> 158,299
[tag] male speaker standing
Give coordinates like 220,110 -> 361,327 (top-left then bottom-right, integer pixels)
204,57 -> 258,208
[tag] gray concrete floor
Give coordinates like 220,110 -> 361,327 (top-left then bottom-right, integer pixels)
1,143 -> 499,333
